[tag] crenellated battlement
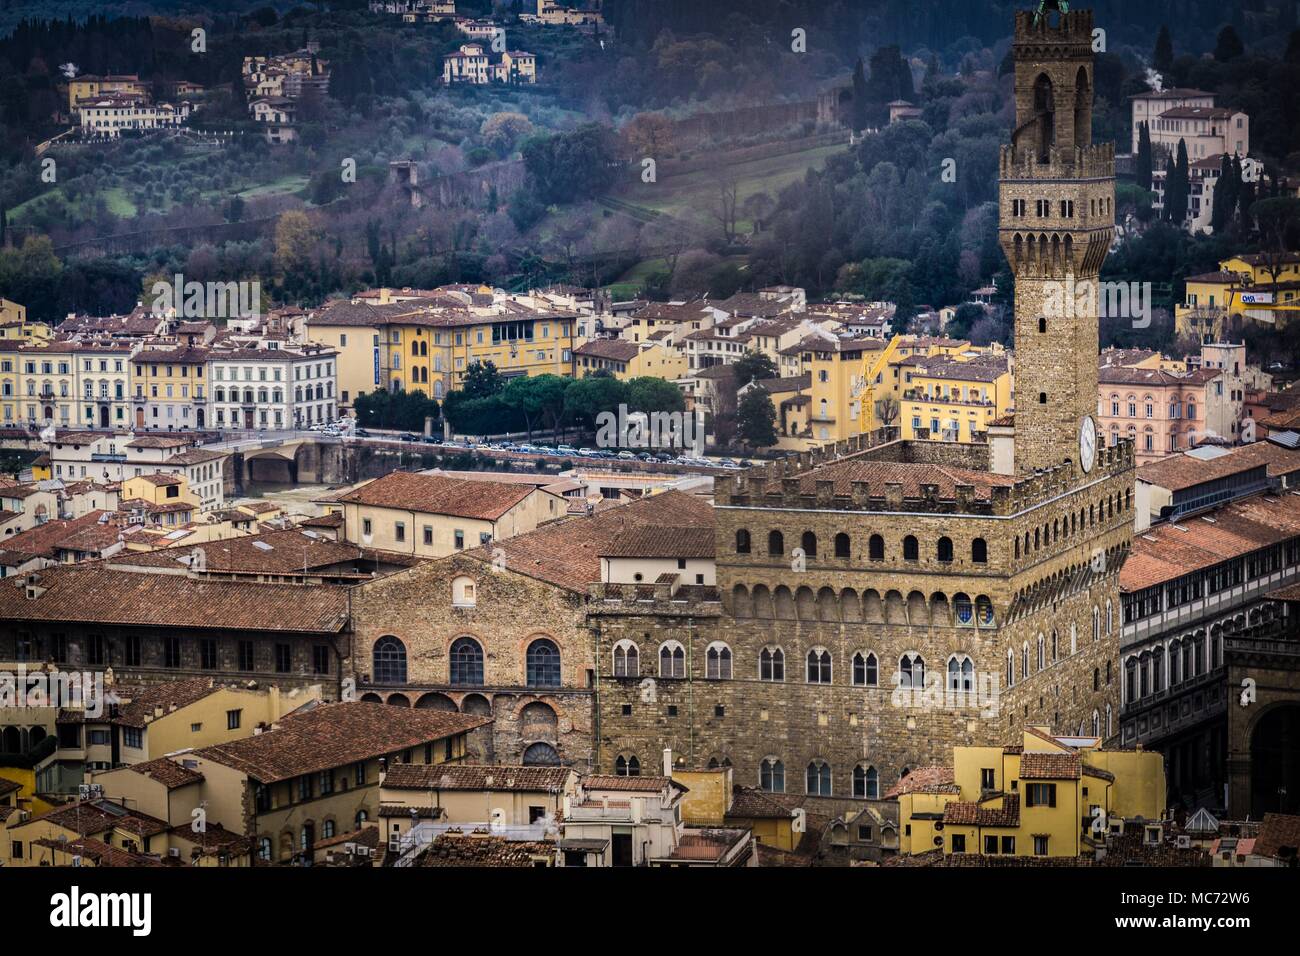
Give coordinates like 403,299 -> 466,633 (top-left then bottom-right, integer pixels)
1013,7 -> 1095,46
1000,142 -> 1114,181
717,437 -> 1133,517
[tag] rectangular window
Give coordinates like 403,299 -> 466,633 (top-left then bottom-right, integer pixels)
951,834 -> 966,853
313,644 -> 330,675
227,709 -> 242,730
238,640 -> 255,672
1025,783 -> 1057,808
1034,835 -> 1049,856
163,636 -> 181,668
395,521 -> 405,543
125,635 -> 141,667
454,529 -> 465,550
984,835 -> 998,854
423,526 -> 433,546
980,768 -> 995,792
1001,836 -> 1015,854
200,639 -> 218,670
275,644 -> 291,673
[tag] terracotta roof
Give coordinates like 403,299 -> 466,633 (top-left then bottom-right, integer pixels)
382,763 -> 572,792
0,776 -> 20,798
1121,493 -> 1300,591
17,799 -> 169,839
943,794 -> 1020,827
583,774 -> 682,793
1137,444 -> 1300,491
575,339 -> 640,362
193,701 -> 489,784
752,374 -> 811,394
1098,365 -> 1218,387
1253,813 -> 1300,860
1018,751 -> 1082,780
466,490 -> 714,592
0,511 -> 119,564
0,565 -> 350,633
420,834 -> 555,867
598,526 -> 714,559
336,471 -> 537,521
127,756 -> 205,789
725,785 -> 797,819
170,821 -> 251,856
110,678 -> 224,728
31,836 -> 165,867
886,766 -> 959,798
107,527 -> 376,575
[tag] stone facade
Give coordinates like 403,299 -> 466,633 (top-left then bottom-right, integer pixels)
348,552 -> 594,770
589,8 -> 1134,805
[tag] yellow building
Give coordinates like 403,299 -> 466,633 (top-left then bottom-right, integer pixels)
1177,252 -> 1300,339
324,470 -> 566,556
131,346 -> 210,431
894,726 -> 1166,859
899,352 -> 1014,443
306,288 -> 578,410
573,338 -> 687,380
66,73 -> 147,114
0,298 -> 51,344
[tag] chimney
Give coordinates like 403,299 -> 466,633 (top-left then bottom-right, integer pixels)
663,747 -> 673,777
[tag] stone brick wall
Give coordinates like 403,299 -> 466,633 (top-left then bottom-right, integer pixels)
348,553 -> 595,770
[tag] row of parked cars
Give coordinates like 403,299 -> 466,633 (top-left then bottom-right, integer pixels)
384,434 -> 752,469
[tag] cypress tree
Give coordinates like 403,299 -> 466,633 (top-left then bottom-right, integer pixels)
1135,122 -> 1153,192
1154,26 -> 1173,73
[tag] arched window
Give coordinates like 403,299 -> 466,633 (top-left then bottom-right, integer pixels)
768,530 -> 784,556
852,651 -> 877,686
612,640 -> 639,677
1051,629 -> 1058,661
869,534 -> 884,560
834,532 -> 850,558
615,754 -> 641,777
1093,667 -> 1100,691
801,531 -> 817,558
760,758 -> 785,793
947,655 -> 974,691
257,837 -> 272,861
1106,599 -> 1113,634
1007,648 -> 1014,685
1036,634 -> 1045,670
735,529 -> 751,554
806,760 -> 832,797
322,820 -> 336,839
706,642 -> 732,680
526,638 -> 561,687
806,648 -> 831,684
659,641 -> 685,678
971,538 -> 988,563
854,764 -> 879,799
372,636 -> 407,685
1022,643 -> 1029,679
524,742 -> 560,766
903,535 -> 918,560
1093,606 -> 1101,641
899,654 -> 925,688
760,647 -> 785,681
1091,709 -> 1100,737
449,636 -> 484,685
937,537 -> 953,562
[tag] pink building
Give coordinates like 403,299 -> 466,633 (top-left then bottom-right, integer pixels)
1097,365 -> 1229,465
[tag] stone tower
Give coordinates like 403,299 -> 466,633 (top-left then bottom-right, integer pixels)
999,7 -> 1114,475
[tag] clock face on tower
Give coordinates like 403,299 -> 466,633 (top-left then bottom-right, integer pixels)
1079,415 -> 1097,474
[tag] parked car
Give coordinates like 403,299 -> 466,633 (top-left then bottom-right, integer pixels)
398,432 -> 420,443
616,450 -> 637,461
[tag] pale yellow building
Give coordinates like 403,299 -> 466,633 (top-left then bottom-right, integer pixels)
306,288 -> 578,409
573,338 -> 687,380
323,470 -> 566,556
899,352 -> 1014,443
